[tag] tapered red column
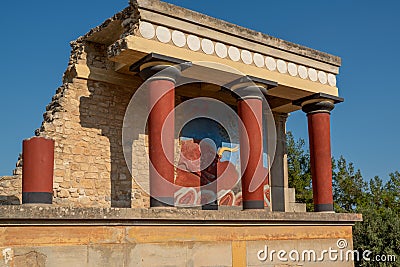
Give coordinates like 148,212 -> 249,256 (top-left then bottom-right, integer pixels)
237,86 -> 265,209
303,101 -> 335,212
140,65 -> 180,207
22,137 -> 54,204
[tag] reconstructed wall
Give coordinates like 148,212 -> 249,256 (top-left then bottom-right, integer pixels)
0,176 -> 21,205
0,206 -> 361,267
42,43 -> 151,208
1,225 -> 354,267
0,156 -> 22,205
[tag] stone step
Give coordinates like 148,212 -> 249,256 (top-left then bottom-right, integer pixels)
288,202 -> 307,212
287,187 -> 306,212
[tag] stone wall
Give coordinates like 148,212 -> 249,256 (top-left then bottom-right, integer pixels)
1,225 -> 355,267
0,206 -> 361,267
0,155 -> 22,205
40,43 -> 149,207
39,78 -> 144,208
0,176 -> 21,205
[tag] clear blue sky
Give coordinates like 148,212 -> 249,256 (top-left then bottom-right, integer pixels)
0,0 -> 399,181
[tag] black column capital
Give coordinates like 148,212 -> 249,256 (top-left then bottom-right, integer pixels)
224,75 -> 277,101
233,85 -> 267,101
293,93 -> 344,114
302,101 -> 335,114
139,64 -> 181,83
129,53 -> 189,83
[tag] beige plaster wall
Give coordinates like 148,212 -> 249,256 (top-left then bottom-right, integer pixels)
0,224 -> 355,267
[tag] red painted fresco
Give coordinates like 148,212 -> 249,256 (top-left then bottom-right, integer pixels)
234,191 -> 243,206
175,139 -> 241,206
218,190 -> 235,206
216,161 -> 240,192
175,187 -> 198,206
263,173 -> 271,208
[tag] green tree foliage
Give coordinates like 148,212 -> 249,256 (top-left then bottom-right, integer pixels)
353,176 -> 400,267
332,156 -> 367,213
286,131 -> 399,266
386,171 -> 400,211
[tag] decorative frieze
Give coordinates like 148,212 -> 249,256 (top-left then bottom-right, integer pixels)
138,21 -> 337,87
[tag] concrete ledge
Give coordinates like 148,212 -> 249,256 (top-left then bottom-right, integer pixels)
0,205 -> 362,226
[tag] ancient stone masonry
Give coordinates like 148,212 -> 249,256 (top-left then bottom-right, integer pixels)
65,0 -> 140,74
32,75 -> 150,207
0,176 -> 21,205
0,154 -> 22,205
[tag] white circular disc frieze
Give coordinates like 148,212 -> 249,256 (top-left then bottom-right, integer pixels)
139,22 -> 155,39
265,56 -> 276,71
277,60 -> 287,74
328,73 -> 337,87
215,43 -> 227,58
288,63 -> 298,76
172,30 -> 186,47
241,50 -> 253,65
201,39 -> 214,55
253,53 -> 264,68
308,68 -> 318,82
156,26 -> 171,43
318,71 -> 328,84
187,35 -> 201,51
228,46 -> 241,62
298,66 -> 308,79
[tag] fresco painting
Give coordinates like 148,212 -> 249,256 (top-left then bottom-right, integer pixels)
174,117 -> 271,208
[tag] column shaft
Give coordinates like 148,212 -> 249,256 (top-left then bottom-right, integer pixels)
22,137 -> 54,204
295,93 -> 343,212
307,112 -> 334,212
238,98 -> 265,209
148,79 -> 175,207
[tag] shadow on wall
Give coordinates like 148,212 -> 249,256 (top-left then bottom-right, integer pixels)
79,80 -> 139,208
0,195 -> 20,205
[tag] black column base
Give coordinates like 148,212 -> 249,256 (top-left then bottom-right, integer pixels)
150,197 -> 174,207
202,203 -> 218,210
314,203 -> 334,212
22,192 -> 52,204
243,200 -> 264,210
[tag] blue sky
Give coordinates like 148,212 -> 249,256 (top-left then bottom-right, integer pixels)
0,0 -> 399,181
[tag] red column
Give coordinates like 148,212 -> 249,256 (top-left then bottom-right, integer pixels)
303,101 -> 335,212
22,137 -> 54,204
237,88 -> 265,209
141,65 -> 180,207
148,79 -> 175,207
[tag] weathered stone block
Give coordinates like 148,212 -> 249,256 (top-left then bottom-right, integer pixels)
187,242 -> 232,267
88,244 -> 131,267
128,243 -> 188,267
